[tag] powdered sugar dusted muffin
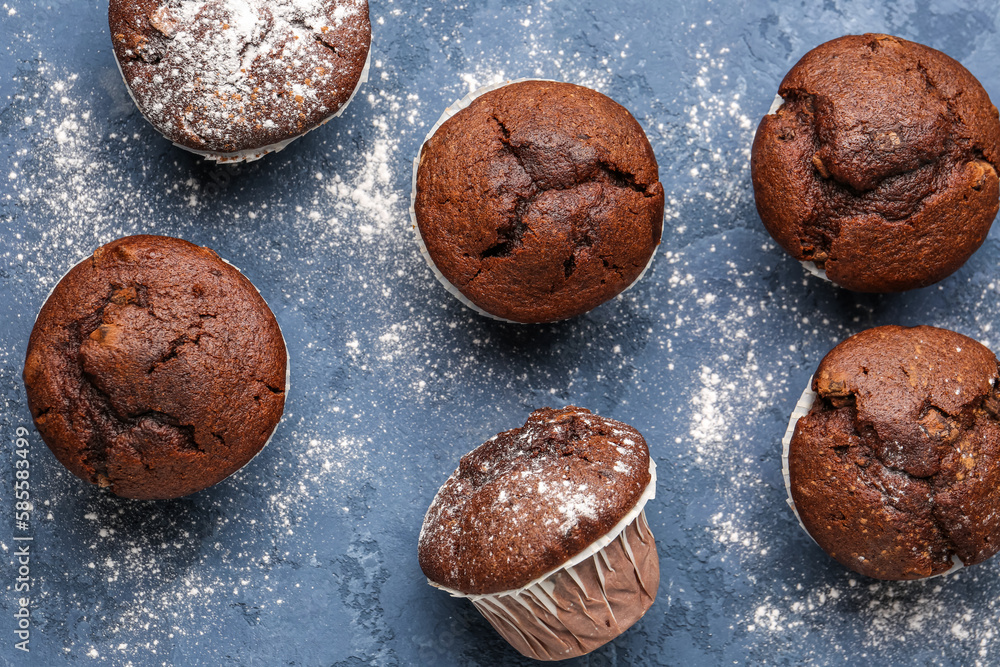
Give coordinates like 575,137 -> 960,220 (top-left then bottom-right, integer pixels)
23,235 -> 288,500
418,406 -> 658,660
787,325 -> 1000,579
109,0 -> 371,162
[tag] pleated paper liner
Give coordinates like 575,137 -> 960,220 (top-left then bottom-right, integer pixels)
429,459 -> 659,661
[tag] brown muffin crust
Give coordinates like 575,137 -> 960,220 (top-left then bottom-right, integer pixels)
414,80 -> 665,323
418,406 -> 651,594
752,34 -> 1000,292
109,0 -> 371,157
23,235 -> 287,500
789,325 -> 1000,579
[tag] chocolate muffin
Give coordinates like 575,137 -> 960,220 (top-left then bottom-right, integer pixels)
752,34 -> 1000,292
23,235 -> 287,500
413,80 -> 665,323
787,325 -> 1000,579
109,0 -> 371,162
418,406 -> 658,660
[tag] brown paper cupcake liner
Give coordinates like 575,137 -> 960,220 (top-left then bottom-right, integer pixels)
430,459 -> 658,660
473,510 -> 657,661
409,78 -> 660,323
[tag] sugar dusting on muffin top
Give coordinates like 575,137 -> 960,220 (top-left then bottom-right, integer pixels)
418,406 -> 650,595
110,0 -> 370,153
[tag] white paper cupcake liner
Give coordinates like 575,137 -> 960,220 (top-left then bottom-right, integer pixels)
767,93 -> 785,116
409,78 -> 660,323
32,243 -> 290,492
114,36 -> 373,163
781,377 -> 963,577
216,256 -> 290,482
800,260 -> 832,283
757,94 -> 836,286
430,459 -> 658,660
780,377 -> 818,539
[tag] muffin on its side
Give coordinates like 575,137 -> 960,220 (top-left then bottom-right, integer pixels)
109,0 -> 371,162
787,325 -> 1000,579
418,406 -> 658,660
413,80 -> 665,323
752,34 -> 1000,292
23,235 -> 287,500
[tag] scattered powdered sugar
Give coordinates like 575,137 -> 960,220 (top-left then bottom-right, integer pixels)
418,408 -> 650,593
5,47 -> 408,661
638,23 -> 1000,663
555,487 -> 598,533
321,114 -> 399,234
729,570 -> 1000,664
9,4 -> 1000,664
12,73 -> 114,276
447,0 -> 614,97
673,43 -> 755,221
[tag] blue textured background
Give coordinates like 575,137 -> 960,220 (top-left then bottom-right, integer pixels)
3,0 -> 1000,665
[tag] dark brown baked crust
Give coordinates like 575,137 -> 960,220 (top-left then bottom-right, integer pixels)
752,34 -> 1000,292
414,80 -> 665,323
789,325 -> 1000,579
23,235 -> 287,500
418,406 -> 651,594
109,0 -> 371,155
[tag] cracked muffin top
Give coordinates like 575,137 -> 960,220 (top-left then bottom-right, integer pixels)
413,80 -> 665,323
23,235 -> 287,500
109,0 -> 370,160
752,34 -> 1000,292
418,406 -> 651,594
789,325 -> 1000,579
